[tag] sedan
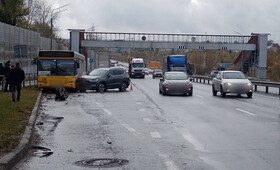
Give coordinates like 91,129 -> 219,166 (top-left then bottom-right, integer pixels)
76,67 -> 130,93
212,71 -> 253,98
159,72 -> 193,96
153,68 -> 163,78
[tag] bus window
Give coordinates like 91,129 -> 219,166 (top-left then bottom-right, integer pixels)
57,60 -> 75,76
38,59 -> 56,76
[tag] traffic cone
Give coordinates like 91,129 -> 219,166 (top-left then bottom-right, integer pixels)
130,82 -> 133,91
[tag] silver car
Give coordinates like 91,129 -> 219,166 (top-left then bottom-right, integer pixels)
212,71 -> 253,98
159,72 -> 193,96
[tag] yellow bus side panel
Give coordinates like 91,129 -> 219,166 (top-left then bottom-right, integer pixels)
37,76 -> 76,89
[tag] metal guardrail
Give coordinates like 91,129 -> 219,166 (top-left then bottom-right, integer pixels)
190,75 -> 280,95
0,73 -> 37,91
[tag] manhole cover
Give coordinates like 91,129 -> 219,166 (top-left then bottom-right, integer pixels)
76,158 -> 129,168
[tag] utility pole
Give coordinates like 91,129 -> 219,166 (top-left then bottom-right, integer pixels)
50,4 -> 70,50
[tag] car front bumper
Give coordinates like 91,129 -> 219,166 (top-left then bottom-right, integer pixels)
223,84 -> 253,94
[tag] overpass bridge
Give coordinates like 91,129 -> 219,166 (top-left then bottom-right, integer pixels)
69,30 -> 268,79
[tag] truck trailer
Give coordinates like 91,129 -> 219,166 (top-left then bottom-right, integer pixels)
163,55 -> 193,75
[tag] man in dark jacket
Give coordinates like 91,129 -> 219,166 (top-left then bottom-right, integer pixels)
0,63 -> 4,81
4,61 -> 11,92
10,63 -> 25,102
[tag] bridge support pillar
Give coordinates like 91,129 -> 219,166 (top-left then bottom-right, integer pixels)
255,34 -> 269,80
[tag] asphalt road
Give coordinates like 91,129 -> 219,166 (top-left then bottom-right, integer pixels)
14,75 -> 280,170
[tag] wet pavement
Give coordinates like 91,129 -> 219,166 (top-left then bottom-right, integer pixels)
14,75 -> 280,170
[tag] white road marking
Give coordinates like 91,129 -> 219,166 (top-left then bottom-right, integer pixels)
150,131 -> 161,138
136,102 -> 142,105
158,152 -> 179,170
121,123 -> 141,136
95,102 -> 103,108
139,108 -> 145,112
103,108 -> 112,115
143,118 -> 151,122
196,95 -> 203,98
165,161 -> 179,170
182,131 -> 205,152
236,108 -> 256,116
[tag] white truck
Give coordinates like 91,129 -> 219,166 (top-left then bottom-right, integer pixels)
129,58 -> 145,78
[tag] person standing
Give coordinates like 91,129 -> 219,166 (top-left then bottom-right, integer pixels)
0,63 -> 4,81
10,63 -> 25,102
4,61 -> 11,92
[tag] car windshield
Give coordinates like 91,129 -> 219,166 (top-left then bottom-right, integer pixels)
165,73 -> 188,80
132,63 -> 144,68
154,69 -> 162,72
223,72 -> 246,79
89,69 -> 108,76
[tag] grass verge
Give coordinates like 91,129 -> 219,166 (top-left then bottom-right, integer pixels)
0,86 -> 40,156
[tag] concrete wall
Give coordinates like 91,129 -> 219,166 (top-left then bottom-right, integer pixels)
0,22 -> 67,74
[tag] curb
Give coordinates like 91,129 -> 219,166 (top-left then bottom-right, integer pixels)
0,91 -> 43,170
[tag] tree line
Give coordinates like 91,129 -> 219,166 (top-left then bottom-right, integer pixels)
111,48 -> 280,82
0,0 -> 60,39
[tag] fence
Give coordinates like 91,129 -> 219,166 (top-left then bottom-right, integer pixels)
0,73 -> 37,91
0,22 -> 67,74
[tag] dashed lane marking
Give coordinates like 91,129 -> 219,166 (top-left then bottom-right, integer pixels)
158,152 -> 179,170
182,131 -> 205,152
121,123 -> 141,136
150,131 -> 161,138
103,108 -> 113,115
236,108 -> 256,116
139,108 -> 145,112
143,118 -> 151,122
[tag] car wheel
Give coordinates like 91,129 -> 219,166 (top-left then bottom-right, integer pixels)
159,88 -> 162,94
212,85 -> 217,96
189,91 -> 193,96
221,86 -> 226,97
247,92 -> 253,98
97,83 -> 106,93
153,76 -> 155,79
119,82 -> 127,92
79,89 -> 86,93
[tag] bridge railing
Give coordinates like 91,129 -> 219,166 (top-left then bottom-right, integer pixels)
190,75 -> 280,95
84,32 -> 254,44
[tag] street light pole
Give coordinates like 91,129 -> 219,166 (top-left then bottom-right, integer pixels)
50,4 -> 70,50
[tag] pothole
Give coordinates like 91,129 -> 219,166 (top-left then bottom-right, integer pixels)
75,158 -> 129,168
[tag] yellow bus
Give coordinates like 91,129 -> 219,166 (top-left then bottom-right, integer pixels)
37,50 -> 86,89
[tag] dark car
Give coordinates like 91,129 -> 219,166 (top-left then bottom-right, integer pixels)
76,67 -> 130,92
159,72 -> 193,96
152,68 -> 163,79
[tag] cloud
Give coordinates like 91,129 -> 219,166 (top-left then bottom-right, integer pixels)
52,0 -> 279,42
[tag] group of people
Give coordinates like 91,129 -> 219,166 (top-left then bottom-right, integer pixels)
0,61 -> 25,102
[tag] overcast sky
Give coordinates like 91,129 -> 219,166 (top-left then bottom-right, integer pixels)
52,0 -> 279,43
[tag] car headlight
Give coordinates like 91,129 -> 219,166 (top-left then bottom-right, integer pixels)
226,82 -> 232,86
247,83 -> 252,86
163,82 -> 169,86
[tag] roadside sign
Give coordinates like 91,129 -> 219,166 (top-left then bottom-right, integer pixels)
89,58 -> 94,63
224,64 -> 229,69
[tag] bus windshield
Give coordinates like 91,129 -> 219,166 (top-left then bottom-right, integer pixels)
38,59 -> 75,76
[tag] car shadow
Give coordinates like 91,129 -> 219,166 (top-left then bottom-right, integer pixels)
214,94 -> 251,99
